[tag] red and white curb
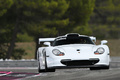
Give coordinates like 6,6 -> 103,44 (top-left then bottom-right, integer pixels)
0,71 -> 40,80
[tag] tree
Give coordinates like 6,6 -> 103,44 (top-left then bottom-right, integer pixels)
67,0 -> 95,35
0,0 -> 39,59
89,0 -> 120,39
0,0 -> 13,16
0,0 -> 13,59
90,0 -> 120,25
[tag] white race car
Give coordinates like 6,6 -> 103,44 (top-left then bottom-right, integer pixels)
37,33 -> 110,72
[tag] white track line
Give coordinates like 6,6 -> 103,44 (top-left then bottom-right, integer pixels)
0,67 -> 37,70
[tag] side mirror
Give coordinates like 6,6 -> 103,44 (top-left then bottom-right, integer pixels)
101,40 -> 108,45
43,42 -> 51,47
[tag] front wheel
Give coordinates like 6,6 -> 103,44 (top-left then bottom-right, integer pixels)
38,62 -> 46,73
38,52 -> 55,73
47,68 -> 56,72
38,53 -> 47,73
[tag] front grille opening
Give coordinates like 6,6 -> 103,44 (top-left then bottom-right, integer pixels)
61,59 -> 99,66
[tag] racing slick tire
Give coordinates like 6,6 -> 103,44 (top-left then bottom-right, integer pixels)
38,53 -> 55,73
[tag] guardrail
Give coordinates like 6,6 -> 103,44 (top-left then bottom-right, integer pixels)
0,59 -> 37,67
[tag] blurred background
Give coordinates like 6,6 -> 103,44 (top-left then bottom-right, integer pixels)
0,0 -> 120,60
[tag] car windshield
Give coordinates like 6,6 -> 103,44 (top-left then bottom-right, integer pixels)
52,36 -> 94,46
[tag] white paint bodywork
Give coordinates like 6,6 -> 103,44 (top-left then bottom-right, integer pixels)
37,34 -> 110,69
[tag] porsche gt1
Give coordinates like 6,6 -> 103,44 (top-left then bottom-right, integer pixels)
37,33 -> 110,72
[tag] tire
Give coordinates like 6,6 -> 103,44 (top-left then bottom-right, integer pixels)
38,62 -> 46,73
38,53 -> 56,73
47,68 -> 56,72
90,66 -> 109,70
38,53 -> 47,73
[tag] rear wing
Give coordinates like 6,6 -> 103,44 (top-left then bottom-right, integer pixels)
90,36 -> 96,42
39,38 -> 55,44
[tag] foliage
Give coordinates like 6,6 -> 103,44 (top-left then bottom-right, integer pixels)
0,0 -> 13,16
90,25 -> 110,39
17,33 -> 33,42
91,0 -> 120,25
0,43 -> 8,60
68,0 -> 95,35
68,0 -> 95,25
26,0 -> 69,36
89,0 -> 120,39
11,48 -> 27,59
72,25 -> 92,35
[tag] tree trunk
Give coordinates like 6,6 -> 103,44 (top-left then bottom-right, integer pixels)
6,19 -> 19,59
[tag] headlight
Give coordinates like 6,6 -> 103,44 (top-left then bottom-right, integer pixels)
52,49 -> 65,56
94,47 -> 105,54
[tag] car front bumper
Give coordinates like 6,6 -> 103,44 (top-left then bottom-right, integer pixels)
47,58 -> 109,69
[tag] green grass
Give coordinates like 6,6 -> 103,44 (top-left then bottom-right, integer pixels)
15,42 -> 36,59
15,39 -> 120,59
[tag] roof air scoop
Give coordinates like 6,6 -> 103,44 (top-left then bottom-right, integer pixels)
66,33 -> 80,39
66,33 -> 80,37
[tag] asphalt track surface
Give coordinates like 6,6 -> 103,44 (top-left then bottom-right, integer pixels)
0,67 -> 120,80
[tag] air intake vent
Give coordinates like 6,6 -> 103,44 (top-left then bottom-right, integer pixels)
66,33 -> 80,39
